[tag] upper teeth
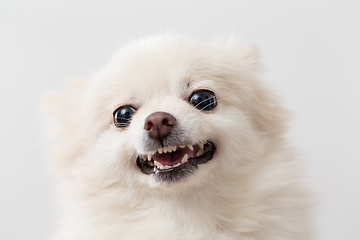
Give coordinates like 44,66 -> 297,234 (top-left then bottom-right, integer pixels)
139,142 -> 207,169
150,145 -> 187,157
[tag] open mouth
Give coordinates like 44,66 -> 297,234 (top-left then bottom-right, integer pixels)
136,141 -> 216,182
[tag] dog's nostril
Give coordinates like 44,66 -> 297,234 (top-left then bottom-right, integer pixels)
144,121 -> 153,131
144,112 -> 176,140
162,118 -> 170,126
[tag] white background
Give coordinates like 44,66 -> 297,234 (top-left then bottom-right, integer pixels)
1,0 -> 359,239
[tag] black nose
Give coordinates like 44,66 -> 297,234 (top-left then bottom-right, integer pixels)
144,112 -> 176,141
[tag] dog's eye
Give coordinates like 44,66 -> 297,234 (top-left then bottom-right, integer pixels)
113,106 -> 135,128
189,90 -> 217,111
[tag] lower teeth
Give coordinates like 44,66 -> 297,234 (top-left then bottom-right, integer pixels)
153,161 -> 184,170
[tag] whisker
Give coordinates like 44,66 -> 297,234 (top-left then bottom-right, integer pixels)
114,117 -> 132,121
114,123 -> 131,128
193,96 -> 217,110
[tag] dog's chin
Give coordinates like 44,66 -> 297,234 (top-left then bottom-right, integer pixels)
136,141 -> 216,183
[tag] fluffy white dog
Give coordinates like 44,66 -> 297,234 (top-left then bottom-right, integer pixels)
43,35 -> 313,240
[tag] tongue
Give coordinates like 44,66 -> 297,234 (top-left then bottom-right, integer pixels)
153,146 -> 197,166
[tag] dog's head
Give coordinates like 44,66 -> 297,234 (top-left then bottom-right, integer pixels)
43,35 -> 288,192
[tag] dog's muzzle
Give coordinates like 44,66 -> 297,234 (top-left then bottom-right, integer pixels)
136,111 -> 216,183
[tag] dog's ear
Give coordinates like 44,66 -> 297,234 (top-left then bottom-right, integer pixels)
240,43 -> 261,67
41,78 -> 88,173
230,42 -> 290,137
225,40 -> 261,70
41,78 -> 87,131
249,82 -> 291,137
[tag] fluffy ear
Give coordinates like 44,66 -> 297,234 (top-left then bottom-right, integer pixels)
41,78 -> 88,131
249,81 -> 291,137
240,43 -> 261,66
227,42 -> 290,137
225,40 -> 262,70
41,78 -> 88,174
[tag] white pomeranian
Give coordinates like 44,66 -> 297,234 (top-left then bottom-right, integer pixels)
43,35 -> 314,240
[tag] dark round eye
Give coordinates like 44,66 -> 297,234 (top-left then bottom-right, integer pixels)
113,106 -> 135,128
189,90 -> 217,111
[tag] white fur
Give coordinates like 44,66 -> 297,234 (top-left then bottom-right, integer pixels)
43,34 -> 314,240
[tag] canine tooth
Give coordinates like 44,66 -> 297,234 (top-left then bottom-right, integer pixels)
147,154 -> 152,161
196,149 -> 204,157
174,163 -> 181,167
154,161 -> 163,168
187,145 -> 193,151
181,154 -> 188,163
158,148 -> 163,154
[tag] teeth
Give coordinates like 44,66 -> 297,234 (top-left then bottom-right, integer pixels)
155,145 -> 180,154
195,149 -> 204,157
148,141 -> 207,167
196,148 -> 205,157
181,154 -> 188,163
154,161 -> 163,169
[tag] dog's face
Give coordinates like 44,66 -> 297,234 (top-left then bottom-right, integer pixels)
45,36 -> 287,191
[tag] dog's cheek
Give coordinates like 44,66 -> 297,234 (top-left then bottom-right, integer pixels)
127,111 -> 151,154
72,129 -> 138,188
208,107 -> 263,169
